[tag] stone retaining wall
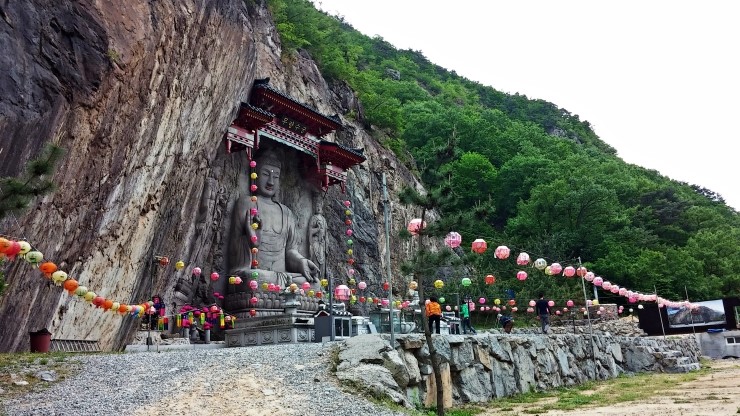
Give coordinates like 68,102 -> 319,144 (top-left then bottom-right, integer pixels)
335,333 -> 700,409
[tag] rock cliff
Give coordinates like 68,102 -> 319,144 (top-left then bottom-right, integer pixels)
0,0 -> 423,351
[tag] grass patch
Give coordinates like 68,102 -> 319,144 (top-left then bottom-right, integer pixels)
0,352 -> 82,400
474,362 -> 714,414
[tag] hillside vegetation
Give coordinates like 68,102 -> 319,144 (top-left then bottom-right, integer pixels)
268,0 -> 740,304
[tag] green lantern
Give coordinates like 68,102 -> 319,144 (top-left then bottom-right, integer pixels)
461,277 -> 472,287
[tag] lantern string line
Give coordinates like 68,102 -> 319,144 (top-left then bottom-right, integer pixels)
436,232 -> 693,309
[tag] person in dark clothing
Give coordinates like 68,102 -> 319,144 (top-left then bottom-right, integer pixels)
499,315 -> 514,333
535,293 -> 550,334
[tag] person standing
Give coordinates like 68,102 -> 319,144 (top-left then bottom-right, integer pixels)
426,297 -> 442,334
535,293 -> 550,334
461,300 -> 477,334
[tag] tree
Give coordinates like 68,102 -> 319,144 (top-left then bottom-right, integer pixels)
0,144 -> 63,220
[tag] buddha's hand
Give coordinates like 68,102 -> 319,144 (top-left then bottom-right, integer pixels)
301,258 -> 320,283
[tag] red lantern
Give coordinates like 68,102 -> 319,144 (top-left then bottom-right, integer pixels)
250,296 -> 258,305
382,281 -> 390,291
508,299 -> 516,306
471,239 -> 487,254
563,266 -> 576,277
210,272 -> 220,281
444,232 -> 462,248
407,219 -> 427,235
516,271 -> 527,281
484,274 -> 495,285
334,285 -> 351,301
359,296 -> 366,303
494,246 -> 510,259
158,257 -> 170,266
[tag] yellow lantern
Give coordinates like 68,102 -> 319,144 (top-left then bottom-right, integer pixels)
18,241 -> 31,255
347,249 -> 353,256
409,281 -> 418,290
84,291 -> 96,302
250,172 -> 258,180
433,279 -> 444,289
307,290 -> 315,297
261,282 -> 269,290
345,209 -> 351,216
175,261 -> 185,270
289,283 -> 298,292
494,298 -> 501,305
51,270 -> 67,285
320,279 -> 328,287
251,222 -> 259,230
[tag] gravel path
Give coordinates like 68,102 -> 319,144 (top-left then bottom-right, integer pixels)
2,343 -> 408,416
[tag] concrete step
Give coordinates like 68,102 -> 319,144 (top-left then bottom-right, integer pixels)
665,362 -> 701,373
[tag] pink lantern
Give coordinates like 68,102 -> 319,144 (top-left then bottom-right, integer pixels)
478,297 -> 486,305
346,229 -> 353,236
527,307 -> 534,313
593,277 -> 604,286
334,285 -> 351,301
511,307 -> 518,312
210,272 -> 219,281
584,271 -> 595,281
555,310 -> 561,315
343,200 -> 351,207
566,300 -> 574,307
529,300 -> 536,307
602,281 -> 612,291
249,280 -> 258,290
471,239 -> 487,254
576,267 -> 588,277
549,263 -> 563,275
358,281 -> 367,290
516,271 -> 527,281
563,266 -> 576,277
210,305 -> 219,313
629,297 -> 637,303
381,298 -> 390,307
547,300 -> 555,307
348,269 -> 355,275
193,267 -> 202,276
302,282 -> 311,290
407,219 -> 427,235
446,305 -> 452,311
610,286 -> 620,294
250,296 -> 258,305
516,252 -> 530,265
249,160 -> 257,168
494,245 -> 510,259
444,232 -> 462,248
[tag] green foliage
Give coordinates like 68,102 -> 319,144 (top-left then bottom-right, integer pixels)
272,0 -> 740,303
0,144 -> 63,221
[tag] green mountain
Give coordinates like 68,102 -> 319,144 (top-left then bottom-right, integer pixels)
270,0 -> 740,303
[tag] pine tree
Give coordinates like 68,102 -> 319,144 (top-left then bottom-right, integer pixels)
0,144 -> 63,220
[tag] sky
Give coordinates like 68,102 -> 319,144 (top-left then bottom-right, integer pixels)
312,0 -> 740,210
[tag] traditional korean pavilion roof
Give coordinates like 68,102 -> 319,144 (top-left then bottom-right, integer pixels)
251,78 -> 342,136
318,140 -> 366,168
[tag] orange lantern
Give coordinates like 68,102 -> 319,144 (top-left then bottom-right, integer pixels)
485,274 -> 496,285
508,299 -> 516,306
63,278 -> 79,294
118,304 -> 128,314
39,262 -> 58,277
471,239 -> 487,254
102,299 -> 114,310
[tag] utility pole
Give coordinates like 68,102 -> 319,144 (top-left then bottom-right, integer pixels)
382,172 -> 395,346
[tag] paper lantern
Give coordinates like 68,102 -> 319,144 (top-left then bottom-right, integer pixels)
485,274 -> 495,285
320,279 -> 328,287
433,279 -> 444,289
228,276 -> 236,285
584,272 -> 595,282
547,300 -> 555,307
508,299 -> 516,306
358,281 -> 367,290
471,239 -> 487,254
308,290 -> 315,297
446,305 -> 452,311
334,285 -> 351,301
555,310 -> 562,316
102,299 -> 114,310
544,266 -> 552,276
301,282 -> 311,291
382,281 -> 390,291
563,266 -> 576,277
576,267 -> 588,277
25,251 -> 43,266
249,280 -> 258,291
118,304 -> 128,314
63,279 -> 79,294
250,296 -> 258,305
516,252 -> 530,265
532,258 -> 545,270
566,300 -> 574,307
210,305 -> 220,313
192,267 -> 202,276
494,246 -> 510,259
359,296 -> 366,303
444,232 -> 462,248
92,296 -> 105,307
17,241 -> 31,255
39,262 -> 57,276
516,271 -> 527,281
494,298 -> 501,305
409,281 -> 418,290
610,286 -> 620,294
529,300 -> 536,307
602,281 -> 612,291
461,277 -> 472,287
288,283 -> 298,292
3,241 -> 20,258
210,272 -> 219,281
549,263 -> 562,275
175,261 -> 185,270
593,277 -> 603,286
75,286 -> 88,297
345,229 -> 353,237
618,288 -> 627,296
439,297 -> 445,303
381,298 -> 390,307
51,270 -> 68,285
527,307 -> 534,313
478,297 -> 486,304
592,300 -> 599,306
407,219 -> 427,235
638,304 -> 644,309
234,277 -> 242,285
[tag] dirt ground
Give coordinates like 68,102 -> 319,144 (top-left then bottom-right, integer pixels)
487,358 -> 740,416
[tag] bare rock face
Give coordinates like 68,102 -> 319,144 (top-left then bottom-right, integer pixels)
0,1 -> 423,351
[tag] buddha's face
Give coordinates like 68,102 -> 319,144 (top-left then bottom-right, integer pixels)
257,164 -> 281,197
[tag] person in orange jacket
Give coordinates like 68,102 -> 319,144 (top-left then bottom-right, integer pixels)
426,296 -> 442,334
